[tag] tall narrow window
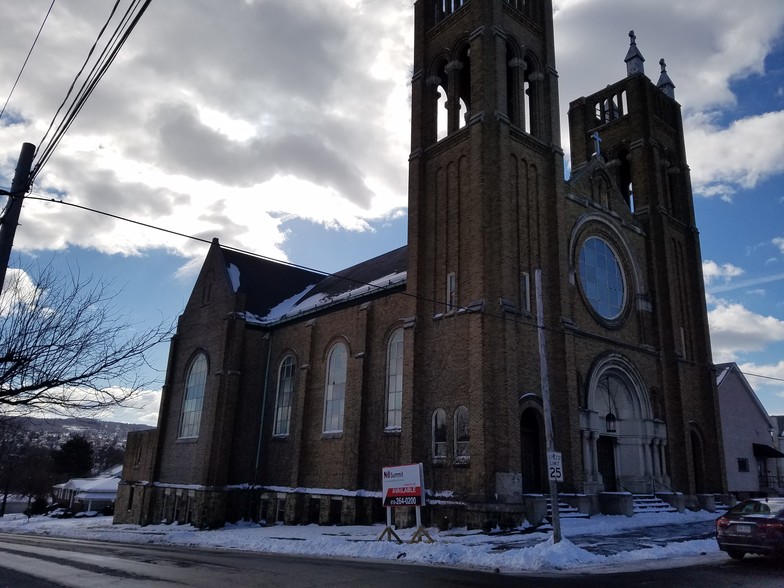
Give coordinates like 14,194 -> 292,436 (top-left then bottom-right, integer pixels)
446,272 -> 457,310
432,408 -> 447,460
323,342 -> 347,433
385,329 -> 404,431
273,355 -> 296,437
436,83 -> 448,141
454,406 -> 470,460
179,353 -> 208,438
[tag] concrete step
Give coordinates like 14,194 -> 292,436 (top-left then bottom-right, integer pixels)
632,494 -> 678,514
546,498 -> 590,519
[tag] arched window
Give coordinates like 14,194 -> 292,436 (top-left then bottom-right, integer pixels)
432,409 -> 447,460
179,353 -> 208,438
385,329 -> 405,431
323,342 -> 347,433
454,406 -> 470,460
273,355 -> 296,437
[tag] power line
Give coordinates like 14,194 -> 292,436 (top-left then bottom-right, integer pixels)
30,0 -> 153,185
742,372 -> 784,385
0,0 -> 57,122
20,194 -> 784,388
23,193 -> 528,326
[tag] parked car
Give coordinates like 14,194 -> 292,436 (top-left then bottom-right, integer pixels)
47,507 -> 74,519
716,498 -> 784,559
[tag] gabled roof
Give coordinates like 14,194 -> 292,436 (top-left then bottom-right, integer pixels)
217,244 -> 325,319
716,362 -> 774,429
305,245 -> 407,300
215,242 -> 408,326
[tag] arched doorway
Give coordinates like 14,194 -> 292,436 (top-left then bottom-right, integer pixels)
520,407 -> 547,493
581,354 -> 669,494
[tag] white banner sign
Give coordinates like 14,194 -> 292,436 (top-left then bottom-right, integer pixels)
382,463 -> 426,508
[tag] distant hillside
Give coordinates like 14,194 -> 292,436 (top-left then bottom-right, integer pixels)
12,417 -> 153,451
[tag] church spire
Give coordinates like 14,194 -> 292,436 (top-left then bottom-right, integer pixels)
657,58 -> 676,99
625,30 -> 645,76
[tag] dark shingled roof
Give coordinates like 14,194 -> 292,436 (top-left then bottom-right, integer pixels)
220,247 -> 324,319
305,245 -> 408,299
219,244 -> 408,322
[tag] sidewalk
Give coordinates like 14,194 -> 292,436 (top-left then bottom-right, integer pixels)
0,509 -> 724,574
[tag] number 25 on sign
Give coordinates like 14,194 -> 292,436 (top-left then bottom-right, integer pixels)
547,451 -> 564,482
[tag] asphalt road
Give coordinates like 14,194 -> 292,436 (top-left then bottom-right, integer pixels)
0,532 -> 782,587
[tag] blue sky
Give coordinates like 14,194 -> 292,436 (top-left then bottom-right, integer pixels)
1,0 -> 784,424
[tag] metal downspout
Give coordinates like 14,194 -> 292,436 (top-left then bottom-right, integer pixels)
254,331 -> 273,485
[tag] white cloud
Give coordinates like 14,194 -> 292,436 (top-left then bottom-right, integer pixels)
702,260 -> 744,286
774,237 -> 784,254
739,359 -> 784,382
0,268 -> 39,314
686,111 -> 784,197
1,0 -> 783,266
737,360 -> 784,407
708,300 -> 784,362
98,388 -> 162,425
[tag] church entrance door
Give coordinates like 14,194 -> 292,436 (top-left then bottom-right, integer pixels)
520,408 -> 546,493
597,436 -> 617,492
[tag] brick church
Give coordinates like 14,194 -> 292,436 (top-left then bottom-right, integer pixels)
115,0 -> 727,529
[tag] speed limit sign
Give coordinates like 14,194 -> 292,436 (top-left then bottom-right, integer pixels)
547,451 -> 563,482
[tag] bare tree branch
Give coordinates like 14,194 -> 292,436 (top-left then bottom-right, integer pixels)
0,259 -> 173,417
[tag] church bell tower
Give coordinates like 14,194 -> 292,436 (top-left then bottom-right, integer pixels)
565,32 -> 724,496
407,1 -> 571,503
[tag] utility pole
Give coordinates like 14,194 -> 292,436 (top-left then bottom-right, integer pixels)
0,142 -> 35,293
535,268 -> 562,543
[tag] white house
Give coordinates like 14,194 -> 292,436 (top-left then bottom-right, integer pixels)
716,363 -> 784,497
52,466 -> 121,513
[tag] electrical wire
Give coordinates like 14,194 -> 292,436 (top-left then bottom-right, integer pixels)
32,0 -> 123,170
30,0 -> 153,185
0,0 -> 57,122
21,193 -> 784,387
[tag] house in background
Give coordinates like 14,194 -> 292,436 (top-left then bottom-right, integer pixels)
716,363 -> 784,498
773,415 -> 784,489
52,465 -> 121,513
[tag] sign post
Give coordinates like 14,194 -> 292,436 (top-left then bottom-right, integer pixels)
536,269 -> 562,543
378,463 -> 433,544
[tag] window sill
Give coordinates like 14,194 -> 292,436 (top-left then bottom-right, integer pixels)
321,432 -> 343,440
453,456 -> 471,467
175,437 -> 199,444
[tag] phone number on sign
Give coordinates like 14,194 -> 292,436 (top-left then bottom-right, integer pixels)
386,496 -> 421,506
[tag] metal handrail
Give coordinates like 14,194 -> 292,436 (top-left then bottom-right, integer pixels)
650,476 -> 677,496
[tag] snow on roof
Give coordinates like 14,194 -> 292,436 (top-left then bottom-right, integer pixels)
227,263 -> 241,293
245,270 -> 407,326
55,476 -> 120,493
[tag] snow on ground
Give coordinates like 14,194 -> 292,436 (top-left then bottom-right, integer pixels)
0,510 -> 724,575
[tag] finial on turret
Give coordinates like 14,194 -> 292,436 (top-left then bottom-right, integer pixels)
657,58 -> 676,99
625,29 -> 645,77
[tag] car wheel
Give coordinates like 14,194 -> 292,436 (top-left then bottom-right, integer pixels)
727,550 -> 745,560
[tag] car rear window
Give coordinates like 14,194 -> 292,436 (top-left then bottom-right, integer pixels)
731,501 -> 784,515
